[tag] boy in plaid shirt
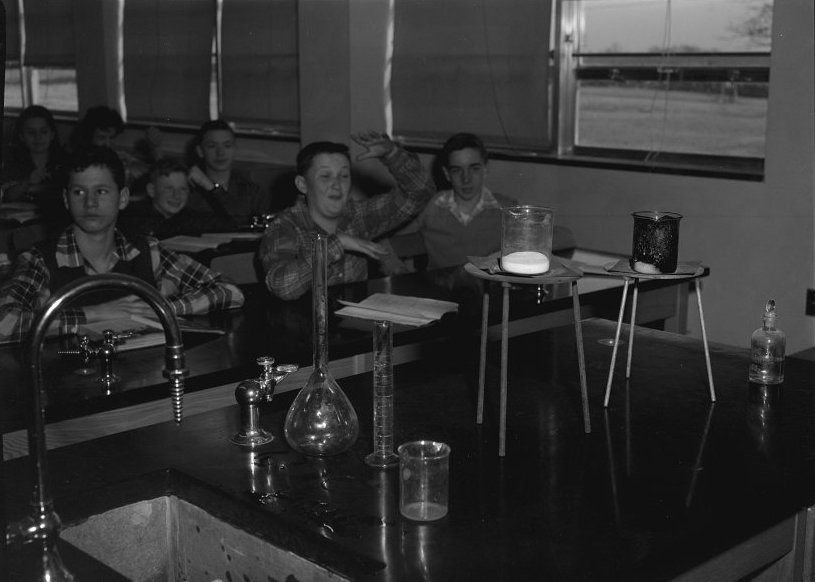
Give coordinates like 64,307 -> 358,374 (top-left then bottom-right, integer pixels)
0,147 -> 244,343
258,131 -> 434,300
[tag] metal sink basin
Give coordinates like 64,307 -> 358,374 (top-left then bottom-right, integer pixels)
57,469 -> 380,582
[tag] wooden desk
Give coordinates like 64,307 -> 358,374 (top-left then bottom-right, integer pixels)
0,258 -> 704,459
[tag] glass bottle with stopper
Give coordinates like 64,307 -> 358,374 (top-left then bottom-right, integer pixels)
749,299 -> 785,385
284,233 -> 359,456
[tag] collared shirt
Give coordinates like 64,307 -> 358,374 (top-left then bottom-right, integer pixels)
431,187 -> 502,226
0,228 -> 245,343
258,144 -> 434,300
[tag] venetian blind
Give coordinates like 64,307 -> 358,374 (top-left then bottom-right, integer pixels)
123,0 -> 214,124
21,0 -> 75,67
391,0 -> 553,150
221,0 -> 299,132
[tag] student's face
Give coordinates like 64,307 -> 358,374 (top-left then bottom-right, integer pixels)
197,129 -> 235,173
91,127 -> 119,148
64,166 -> 128,235
148,172 -> 189,218
443,148 -> 488,202
297,153 -> 351,221
22,117 -> 55,155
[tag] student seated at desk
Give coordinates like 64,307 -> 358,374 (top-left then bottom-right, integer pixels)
0,147 -> 244,343
1,105 -> 70,232
258,131 -> 435,300
70,105 -> 160,197
119,158 -> 233,239
185,119 -> 268,228
398,132 -> 518,270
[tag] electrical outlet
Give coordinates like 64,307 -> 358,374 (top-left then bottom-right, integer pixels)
807,289 -> 815,316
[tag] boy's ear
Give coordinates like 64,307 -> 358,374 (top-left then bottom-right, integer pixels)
195,144 -> 204,160
442,167 -> 451,183
62,189 -> 68,210
146,183 -> 156,200
118,186 -> 130,210
295,175 -> 308,195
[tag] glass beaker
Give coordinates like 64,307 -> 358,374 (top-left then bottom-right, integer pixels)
398,440 -> 450,521
630,211 -> 682,274
284,233 -> 359,456
500,206 -> 554,275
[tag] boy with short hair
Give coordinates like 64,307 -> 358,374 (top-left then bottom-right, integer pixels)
186,119 -> 268,226
119,158 -> 232,239
0,147 -> 244,343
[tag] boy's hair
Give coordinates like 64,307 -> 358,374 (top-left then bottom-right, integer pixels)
149,158 -> 189,185
440,133 -> 488,168
64,147 -> 127,190
196,119 -> 235,144
71,105 -> 125,150
296,141 -> 350,177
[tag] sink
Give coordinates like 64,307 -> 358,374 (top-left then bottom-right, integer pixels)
57,469 -> 381,582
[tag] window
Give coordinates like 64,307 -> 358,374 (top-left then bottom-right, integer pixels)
560,0 -> 772,171
391,0 -> 772,176
4,0 -> 79,114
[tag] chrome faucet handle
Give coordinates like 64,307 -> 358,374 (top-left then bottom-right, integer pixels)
97,329 -> 119,393
231,356 -> 299,447
58,335 -> 96,376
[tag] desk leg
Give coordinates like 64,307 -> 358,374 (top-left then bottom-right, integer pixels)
477,289 -> 490,424
571,281 -> 591,433
499,282 -> 510,457
625,279 -> 639,379
696,281 -> 716,402
604,278 -> 631,407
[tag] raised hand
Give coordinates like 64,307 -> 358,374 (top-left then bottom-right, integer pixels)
351,130 -> 397,162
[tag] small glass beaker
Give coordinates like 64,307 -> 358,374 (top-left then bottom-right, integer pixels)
500,206 -> 554,275
398,440 -> 450,521
630,211 -> 682,274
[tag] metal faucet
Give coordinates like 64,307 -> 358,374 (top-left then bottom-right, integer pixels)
231,356 -> 298,447
6,273 -> 187,582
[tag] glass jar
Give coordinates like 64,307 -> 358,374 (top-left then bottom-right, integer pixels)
284,233 -> 359,455
500,206 -> 554,275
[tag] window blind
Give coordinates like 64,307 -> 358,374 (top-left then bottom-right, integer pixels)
391,0 -> 553,150
21,0 -> 75,67
220,0 -> 299,131
123,0 -> 214,124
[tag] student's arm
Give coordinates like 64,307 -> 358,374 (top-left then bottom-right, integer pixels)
150,240 -> 244,315
353,141 -> 435,238
0,250 -> 84,342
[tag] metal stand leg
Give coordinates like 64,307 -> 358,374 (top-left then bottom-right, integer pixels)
499,282 -> 510,457
696,281 -> 716,402
571,281 -> 591,433
477,289 -> 490,424
625,279 -> 639,379
604,278 -> 631,407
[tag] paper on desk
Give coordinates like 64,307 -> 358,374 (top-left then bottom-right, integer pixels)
160,235 -> 224,252
336,293 -> 458,327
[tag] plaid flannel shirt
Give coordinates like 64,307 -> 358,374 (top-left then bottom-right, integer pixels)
0,228 -> 244,343
258,144 -> 434,300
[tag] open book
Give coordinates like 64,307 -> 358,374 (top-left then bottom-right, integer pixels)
335,293 -> 458,327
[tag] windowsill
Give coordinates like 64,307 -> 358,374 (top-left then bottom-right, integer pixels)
406,142 -> 765,182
